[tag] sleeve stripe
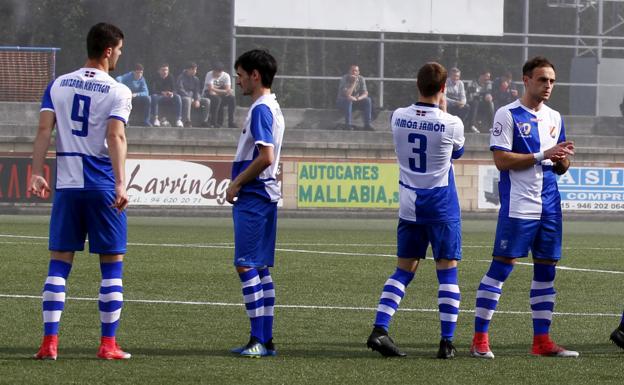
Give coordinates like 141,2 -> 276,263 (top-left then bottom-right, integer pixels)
109,115 -> 127,123
490,145 -> 511,152
255,141 -> 275,148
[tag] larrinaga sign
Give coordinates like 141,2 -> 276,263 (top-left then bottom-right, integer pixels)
126,159 -> 282,206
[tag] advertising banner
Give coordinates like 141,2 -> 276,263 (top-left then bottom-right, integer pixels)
1,158 -> 282,207
478,165 -> 624,211
0,157 -> 55,203
126,159 -> 282,207
297,162 -> 399,208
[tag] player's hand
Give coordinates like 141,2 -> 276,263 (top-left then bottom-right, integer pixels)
544,141 -> 575,162
111,184 -> 129,214
225,182 -> 240,204
193,100 -> 200,108
28,174 -> 50,198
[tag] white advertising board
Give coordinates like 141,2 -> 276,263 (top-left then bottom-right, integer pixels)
234,0 -> 504,36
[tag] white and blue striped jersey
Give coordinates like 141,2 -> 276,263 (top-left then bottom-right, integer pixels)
490,99 -> 566,219
40,67 -> 132,190
232,94 -> 284,202
392,102 -> 465,223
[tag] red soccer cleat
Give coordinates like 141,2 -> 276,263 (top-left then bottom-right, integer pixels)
97,337 -> 131,360
34,335 -> 58,360
470,332 -> 495,359
531,335 -> 579,358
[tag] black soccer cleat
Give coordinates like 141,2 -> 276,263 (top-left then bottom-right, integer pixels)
366,327 -> 407,357
436,338 -> 457,359
610,325 -> 624,350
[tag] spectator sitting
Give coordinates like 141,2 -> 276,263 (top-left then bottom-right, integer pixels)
116,63 -> 152,126
445,67 -> 471,127
492,70 -> 519,110
150,63 -> 183,128
336,64 -> 373,130
176,62 -> 210,128
202,62 -> 237,128
467,70 -> 495,133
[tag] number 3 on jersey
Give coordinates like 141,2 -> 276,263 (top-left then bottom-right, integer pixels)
71,94 -> 91,137
408,133 -> 427,173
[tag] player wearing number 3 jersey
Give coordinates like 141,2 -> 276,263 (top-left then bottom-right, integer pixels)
29,22 -> 133,360
367,62 -> 465,359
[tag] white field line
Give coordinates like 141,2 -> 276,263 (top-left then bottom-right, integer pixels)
1,234 -> 623,274
0,293 -> 619,318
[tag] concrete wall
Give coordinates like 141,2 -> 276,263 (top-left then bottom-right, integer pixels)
3,102 -> 624,213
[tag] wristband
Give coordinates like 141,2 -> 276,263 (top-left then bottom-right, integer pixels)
533,151 -> 545,163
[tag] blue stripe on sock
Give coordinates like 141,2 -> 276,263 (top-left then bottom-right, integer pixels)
43,301 -> 65,311
474,260 -> 513,334
373,268 -> 414,331
259,267 -> 274,343
41,260 -> 72,336
99,261 -> 124,338
239,269 -> 264,342
437,267 -> 460,340
100,261 -> 123,279
48,259 -> 72,277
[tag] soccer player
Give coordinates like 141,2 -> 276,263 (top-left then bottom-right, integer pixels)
366,62 -> 465,359
29,22 -> 132,360
470,56 -> 577,359
611,311 -> 624,350
226,49 -> 284,358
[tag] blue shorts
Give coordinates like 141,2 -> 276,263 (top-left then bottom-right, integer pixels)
492,216 -> 562,260
232,194 -> 278,268
49,190 -> 127,255
397,219 -> 462,260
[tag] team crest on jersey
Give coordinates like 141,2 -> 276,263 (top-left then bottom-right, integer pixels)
516,122 -> 532,137
549,125 -> 557,138
415,110 -> 426,116
84,70 -> 96,77
492,122 -> 503,136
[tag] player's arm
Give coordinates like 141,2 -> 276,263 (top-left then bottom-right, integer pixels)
226,145 -> 274,204
493,141 -> 575,171
29,111 -> 55,197
107,118 -> 129,213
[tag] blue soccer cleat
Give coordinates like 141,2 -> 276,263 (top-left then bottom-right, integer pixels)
231,337 -> 267,358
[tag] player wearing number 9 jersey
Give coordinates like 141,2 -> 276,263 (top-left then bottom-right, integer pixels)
367,62 -> 465,359
30,22 -> 133,360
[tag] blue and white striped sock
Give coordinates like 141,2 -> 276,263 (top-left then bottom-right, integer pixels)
239,269 -> 264,342
437,267 -> 460,341
530,263 -> 556,336
258,268 -> 274,343
99,261 -> 124,337
42,259 -> 72,336
475,260 -> 514,333
373,267 -> 415,331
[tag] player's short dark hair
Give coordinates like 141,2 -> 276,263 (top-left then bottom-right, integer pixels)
417,62 -> 447,97
522,56 -> 555,77
185,62 -> 198,70
235,49 -> 277,88
159,63 -> 169,69
214,62 -> 225,71
134,63 -> 144,71
86,22 -> 124,59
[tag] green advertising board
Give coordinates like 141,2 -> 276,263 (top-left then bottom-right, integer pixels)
298,162 -> 399,208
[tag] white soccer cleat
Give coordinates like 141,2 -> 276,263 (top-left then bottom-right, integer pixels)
153,118 -> 161,127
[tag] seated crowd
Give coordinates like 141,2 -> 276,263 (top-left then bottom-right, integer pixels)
116,61 -> 237,128
445,67 -> 519,133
